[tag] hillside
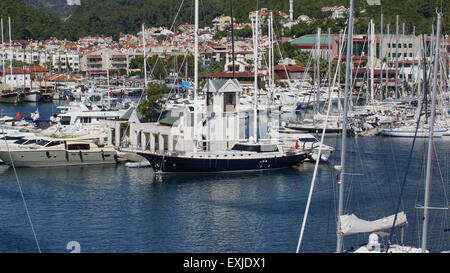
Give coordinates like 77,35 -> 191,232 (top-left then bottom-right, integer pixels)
0,0 -> 82,40
24,0 -> 73,17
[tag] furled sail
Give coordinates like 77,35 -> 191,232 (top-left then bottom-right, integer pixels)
340,212 -> 408,236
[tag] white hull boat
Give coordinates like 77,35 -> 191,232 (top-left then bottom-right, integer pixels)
22,90 -> 42,102
0,139 -> 119,167
381,127 -> 447,137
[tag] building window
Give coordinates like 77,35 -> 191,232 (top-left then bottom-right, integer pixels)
207,92 -> 214,106
224,92 -> 236,112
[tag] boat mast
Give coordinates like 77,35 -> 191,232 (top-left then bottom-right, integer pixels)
230,0 -> 235,80
395,15 -> 399,99
193,0 -> 199,152
421,11 -> 441,253
315,28 -> 321,114
8,16 -> 13,90
336,0 -> 353,253
370,20 -> 375,104
380,14 -> 383,101
1,17 -> 5,84
252,11 -> 259,143
142,23 -> 148,89
267,14 -> 272,98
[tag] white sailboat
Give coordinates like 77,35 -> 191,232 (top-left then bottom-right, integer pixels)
296,0 -> 431,254
347,11 -> 445,254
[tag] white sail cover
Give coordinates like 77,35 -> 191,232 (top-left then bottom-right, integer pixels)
340,212 -> 408,236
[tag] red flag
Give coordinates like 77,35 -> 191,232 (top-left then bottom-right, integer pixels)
110,90 -> 113,97
295,140 -> 299,149
16,112 -> 23,119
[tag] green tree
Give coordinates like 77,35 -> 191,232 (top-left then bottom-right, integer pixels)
137,83 -> 167,121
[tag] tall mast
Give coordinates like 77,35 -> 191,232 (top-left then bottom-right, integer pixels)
1,17 -> 5,84
230,0 -> 235,80
336,0 -> 353,253
370,20 -> 375,103
327,27 -> 331,104
380,14 -> 383,101
315,28 -> 321,114
271,12 -> 275,90
401,22 -> 405,97
395,15 -> 399,99
267,14 -> 272,93
193,0 -> 199,152
421,12 -> 441,253
142,23 -> 148,88
8,16 -> 13,90
385,24 -> 389,97
253,11 -> 259,143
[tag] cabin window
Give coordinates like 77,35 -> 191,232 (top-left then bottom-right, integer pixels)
14,139 -> 28,144
1,136 -> 22,140
207,92 -> 214,106
60,116 -> 71,125
231,144 -> 278,153
299,138 -> 318,143
46,141 -> 63,147
207,92 -> 214,112
37,140 -> 50,146
68,143 -> 90,150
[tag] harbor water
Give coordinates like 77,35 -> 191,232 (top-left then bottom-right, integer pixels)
0,102 -> 448,253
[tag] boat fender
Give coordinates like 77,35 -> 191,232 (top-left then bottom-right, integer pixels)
46,151 -> 51,158
101,150 -> 105,161
79,151 -> 83,162
114,154 -> 118,163
65,151 -> 69,161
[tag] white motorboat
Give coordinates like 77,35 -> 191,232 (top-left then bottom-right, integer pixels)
0,139 -> 119,167
295,133 -> 335,162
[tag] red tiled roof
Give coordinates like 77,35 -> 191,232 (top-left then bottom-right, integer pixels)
45,74 -> 76,82
273,65 -> 311,72
200,71 -> 265,78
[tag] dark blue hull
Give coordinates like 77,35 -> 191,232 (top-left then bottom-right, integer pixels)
137,152 -> 309,173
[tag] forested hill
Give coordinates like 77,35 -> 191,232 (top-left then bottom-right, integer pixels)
0,0 -> 449,41
0,0 -> 82,41
24,0 -> 73,17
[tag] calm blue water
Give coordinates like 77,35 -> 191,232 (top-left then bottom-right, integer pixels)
0,102 -> 448,253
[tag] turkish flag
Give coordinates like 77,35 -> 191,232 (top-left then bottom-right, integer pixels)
16,112 -> 23,119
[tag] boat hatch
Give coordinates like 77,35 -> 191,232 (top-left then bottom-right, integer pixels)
67,143 -> 90,150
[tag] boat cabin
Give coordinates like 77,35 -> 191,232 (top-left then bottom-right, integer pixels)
231,143 -> 279,153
